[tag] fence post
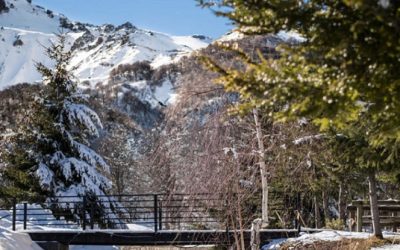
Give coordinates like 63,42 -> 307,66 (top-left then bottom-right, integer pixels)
348,209 -> 355,232
154,194 -> 158,232
23,202 -> 27,230
82,196 -> 87,231
158,200 -> 162,231
12,198 -> 16,231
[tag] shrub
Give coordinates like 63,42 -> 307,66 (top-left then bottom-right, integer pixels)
46,9 -> 54,18
0,0 -> 9,13
109,61 -> 153,83
13,38 -> 23,47
325,218 -> 345,230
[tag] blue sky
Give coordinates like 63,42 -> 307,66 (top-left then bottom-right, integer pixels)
34,0 -> 233,38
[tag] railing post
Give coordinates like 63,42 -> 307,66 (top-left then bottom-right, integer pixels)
12,198 -> 16,231
82,196 -> 87,231
154,194 -> 158,232
90,201 -> 94,230
158,200 -> 162,231
23,202 -> 27,230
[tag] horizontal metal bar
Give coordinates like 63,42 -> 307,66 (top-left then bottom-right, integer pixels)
30,224 -> 79,226
159,220 -> 220,223
15,218 -> 76,222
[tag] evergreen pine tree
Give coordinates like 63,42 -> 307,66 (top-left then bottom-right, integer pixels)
199,0 -> 400,238
1,34 -> 120,227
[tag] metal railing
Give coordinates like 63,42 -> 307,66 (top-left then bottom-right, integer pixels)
0,192 -> 305,232
2,193 -> 227,231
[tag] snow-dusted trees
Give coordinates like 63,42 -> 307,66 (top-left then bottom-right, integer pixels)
1,35 -> 117,226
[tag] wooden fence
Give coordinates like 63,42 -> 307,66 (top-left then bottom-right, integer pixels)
347,200 -> 400,232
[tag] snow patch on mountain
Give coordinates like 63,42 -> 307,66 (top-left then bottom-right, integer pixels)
0,0 -> 61,33
0,27 -> 55,88
0,0 -> 210,91
217,30 -> 245,42
172,35 -> 210,50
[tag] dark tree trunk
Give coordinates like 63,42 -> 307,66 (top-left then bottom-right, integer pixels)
314,195 -> 321,228
368,171 -> 383,238
322,190 -> 330,224
338,182 -> 346,221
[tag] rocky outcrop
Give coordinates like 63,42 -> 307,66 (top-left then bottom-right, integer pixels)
0,0 -> 9,13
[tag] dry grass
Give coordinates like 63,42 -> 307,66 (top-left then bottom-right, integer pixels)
280,236 -> 400,250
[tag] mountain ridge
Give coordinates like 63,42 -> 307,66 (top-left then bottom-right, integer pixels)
0,0 -> 210,89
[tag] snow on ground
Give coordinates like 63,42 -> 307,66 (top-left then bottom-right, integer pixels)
372,245 -> 400,250
0,203 -> 153,249
0,226 -> 42,250
126,223 -> 153,231
262,238 -> 288,250
154,80 -> 177,105
120,79 -> 177,108
0,204 -> 78,230
288,230 -> 371,243
262,230 -> 400,250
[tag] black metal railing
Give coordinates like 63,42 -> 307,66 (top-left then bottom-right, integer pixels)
0,192 -> 304,232
1,193 -> 227,231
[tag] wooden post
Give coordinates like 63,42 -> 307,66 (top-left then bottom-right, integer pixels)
392,211 -> 397,232
348,209 -> 356,232
250,218 -> 262,250
356,203 -> 363,232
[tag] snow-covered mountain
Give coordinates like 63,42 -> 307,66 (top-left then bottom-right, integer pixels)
0,0 -> 210,89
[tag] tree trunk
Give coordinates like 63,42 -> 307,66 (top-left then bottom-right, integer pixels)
251,219 -> 262,250
236,193 -> 245,250
314,195 -> 321,228
253,108 -> 269,224
338,182 -> 346,221
322,190 -> 330,224
368,171 -> 383,238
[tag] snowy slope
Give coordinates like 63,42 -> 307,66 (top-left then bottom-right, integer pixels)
0,0 -> 209,89
0,0 -> 62,33
0,227 -> 42,250
262,230 -> 400,250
